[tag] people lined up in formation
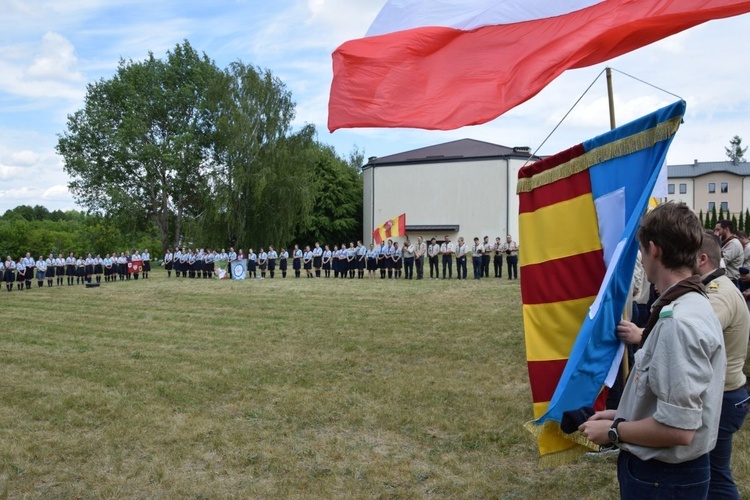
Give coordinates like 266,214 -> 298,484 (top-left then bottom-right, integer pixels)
1,250 -> 152,291
160,234 -> 519,281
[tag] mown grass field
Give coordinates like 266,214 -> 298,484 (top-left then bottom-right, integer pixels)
1,268 -> 748,498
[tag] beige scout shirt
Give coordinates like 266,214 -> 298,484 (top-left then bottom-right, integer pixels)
705,273 -> 749,391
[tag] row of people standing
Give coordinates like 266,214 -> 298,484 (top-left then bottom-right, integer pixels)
1,250 -> 152,291
159,235 -> 519,282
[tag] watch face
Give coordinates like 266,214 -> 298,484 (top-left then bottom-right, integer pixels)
608,428 -> 618,444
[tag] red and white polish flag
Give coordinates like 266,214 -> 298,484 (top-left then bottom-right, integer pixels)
328,0 -> 750,132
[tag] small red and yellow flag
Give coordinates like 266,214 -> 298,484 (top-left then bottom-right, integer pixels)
372,213 -> 406,244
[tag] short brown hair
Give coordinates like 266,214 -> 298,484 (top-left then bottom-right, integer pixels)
700,231 -> 722,269
637,202 -> 703,271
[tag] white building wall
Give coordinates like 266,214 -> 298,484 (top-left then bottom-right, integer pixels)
666,178 -> 694,209
363,158 -> 512,244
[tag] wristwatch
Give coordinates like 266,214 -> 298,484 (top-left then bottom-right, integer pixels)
608,418 -> 626,445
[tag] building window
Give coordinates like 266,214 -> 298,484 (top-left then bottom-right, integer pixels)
721,202 -> 729,212
679,183 -> 687,194
721,182 -> 728,193
668,184 -> 675,194
709,183 -> 716,193
708,202 -> 715,212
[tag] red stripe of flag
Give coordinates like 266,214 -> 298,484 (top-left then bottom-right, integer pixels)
520,250 -> 606,305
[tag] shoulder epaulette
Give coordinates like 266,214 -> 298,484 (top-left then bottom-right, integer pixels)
659,304 -> 675,318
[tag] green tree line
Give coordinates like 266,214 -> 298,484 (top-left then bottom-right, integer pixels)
56,40 -> 362,254
0,205 -> 160,259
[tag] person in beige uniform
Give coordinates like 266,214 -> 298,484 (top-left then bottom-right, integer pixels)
415,236 -> 427,280
502,235 -> 519,280
696,232 -> 749,498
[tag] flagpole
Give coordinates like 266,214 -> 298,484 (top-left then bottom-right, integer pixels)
606,67 -> 616,130
607,66 -> 631,385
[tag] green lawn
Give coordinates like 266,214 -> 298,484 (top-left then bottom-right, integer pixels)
1,269 -> 747,498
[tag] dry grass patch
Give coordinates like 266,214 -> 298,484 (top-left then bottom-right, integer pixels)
0,270 -> 747,498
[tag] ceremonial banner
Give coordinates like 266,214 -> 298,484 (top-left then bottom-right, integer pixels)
128,261 -> 142,274
229,259 -> 247,280
329,0 -> 750,131
519,101 -> 685,465
214,260 -> 228,280
372,213 -> 406,244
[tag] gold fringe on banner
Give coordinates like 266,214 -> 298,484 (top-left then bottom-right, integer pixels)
517,115 -> 682,194
523,420 -> 601,467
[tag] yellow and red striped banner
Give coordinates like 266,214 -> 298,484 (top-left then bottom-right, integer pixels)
373,213 -> 406,244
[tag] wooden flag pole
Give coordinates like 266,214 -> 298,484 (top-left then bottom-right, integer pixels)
607,67 -> 631,381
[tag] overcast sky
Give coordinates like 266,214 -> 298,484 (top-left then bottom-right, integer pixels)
2,0 -> 750,213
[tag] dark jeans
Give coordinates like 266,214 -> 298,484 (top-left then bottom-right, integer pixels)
415,256 -> 424,279
442,255 -> 452,279
456,256 -> 467,280
403,257 -> 414,279
481,254 -> 490,277
506,255 -> 518,279
493,255 -> 503,277
429,256 -> 439,278
618,450 -> 709,499
472,256 -> 482,279
709,386 -> 749,499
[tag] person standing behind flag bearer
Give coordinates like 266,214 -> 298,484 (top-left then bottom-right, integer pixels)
228,247 -> 237,263
402,238 -> 415,280
472,237 -> 483,280
55,253 -> 64,286
366,244 -> 377,279
322,245 -> 332,278
45,253 -> 55,288
715,220 -> 743,287
267,246 -> 277,278
493,237 -> 504,278
502,234 -> 519,280
292,244 -> 302,278
696,232 -> 749,499
35,256 -> 46,288
258,248 -> 267,279
4,256 -> 15,292
455,237 -> 468,280
440,236 -> 454,279
427,238 -> 439,279
131,250 -> 142,280
580,203 -> 726,498
415,236 -> 426,280
313,242 -> 323,278
279,248 -> 289,278
356,241 -> 367,279
303,245 -> 314,278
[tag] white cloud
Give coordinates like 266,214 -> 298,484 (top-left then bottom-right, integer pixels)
25,32 -> 84,82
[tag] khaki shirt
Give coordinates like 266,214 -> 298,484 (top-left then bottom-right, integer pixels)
705,273 -> 749,391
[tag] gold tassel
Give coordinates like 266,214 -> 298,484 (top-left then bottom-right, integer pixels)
523,419 -> 601,467
517,115 -> 682,194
